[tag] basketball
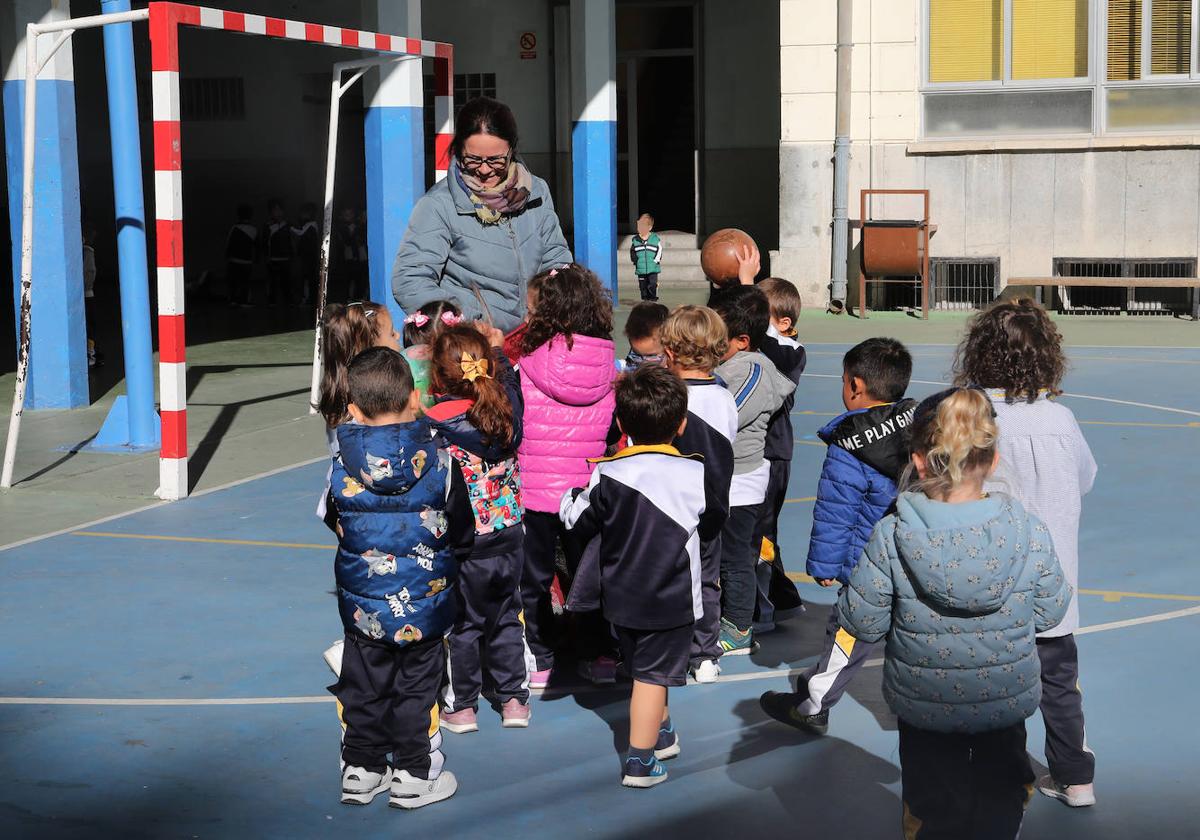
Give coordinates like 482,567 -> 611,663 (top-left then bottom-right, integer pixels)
701,228 -> 756,286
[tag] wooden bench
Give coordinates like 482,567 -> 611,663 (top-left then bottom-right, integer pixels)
1005,276 -> 1200,320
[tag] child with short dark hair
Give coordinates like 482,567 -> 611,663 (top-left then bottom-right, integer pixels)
661,305 -> 737,683
328,347 -> 474,809
630,213 -> 663,301
560,364 -> 705,788
760,337 -> 914,734
621,301 -> 670,371
955,297 -> 1098,808
837,387 -> 1070,838
752,277 -> 807,633
710,286 -> 797,655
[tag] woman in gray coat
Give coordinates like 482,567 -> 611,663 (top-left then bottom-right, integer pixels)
392,98 -> 572,333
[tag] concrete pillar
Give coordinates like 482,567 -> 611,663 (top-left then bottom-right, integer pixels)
360,0 -> 423,326
1,0 -> 87,408
569,0 -> 617,298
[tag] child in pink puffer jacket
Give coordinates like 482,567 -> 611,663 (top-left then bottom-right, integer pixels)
517,264 -> 617,687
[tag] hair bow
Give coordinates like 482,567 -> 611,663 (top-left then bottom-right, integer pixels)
460,352 -> 492,382
405,312 -> 430,327
440,311 -> 462,326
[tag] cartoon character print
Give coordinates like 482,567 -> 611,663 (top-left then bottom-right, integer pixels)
444,444 -> 522,536
341,476 -> 366,497
420,506 -> 448,539
394,624 -> 423,643
361,452 -> 393,485
426,577 -> 448,596
362,548 -> 397,577
410,449 -> 427,478
352,606 -> 385,640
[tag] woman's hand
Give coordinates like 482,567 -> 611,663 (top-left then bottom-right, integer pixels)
474,320 -> 506,349
736,243 -> 761,285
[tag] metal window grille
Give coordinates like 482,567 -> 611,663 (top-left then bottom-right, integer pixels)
1053,258 -> 1197,315
931,258 -> 999,310
179,77 -> 245,121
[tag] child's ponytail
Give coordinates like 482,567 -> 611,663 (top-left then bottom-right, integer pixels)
907,388 -> 998,500
317,300 -> 385,427
430,325 -> 516,448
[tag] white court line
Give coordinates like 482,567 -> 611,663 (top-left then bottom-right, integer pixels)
5,605 -> 1197,707
0,456 -> 327,553
801,373 -> 1200,418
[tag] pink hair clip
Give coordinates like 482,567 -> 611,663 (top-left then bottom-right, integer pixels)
405,312 -> 430,328
440,311 -> 462,326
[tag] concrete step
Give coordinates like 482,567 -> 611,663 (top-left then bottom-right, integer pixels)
617,263 -> 710,287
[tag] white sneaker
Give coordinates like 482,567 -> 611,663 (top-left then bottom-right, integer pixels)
389,769 -> 458,809
341,765 -> 392,805
1037,775 -> 1096,807
692,659 -> 721,684
323,639 -> 344,676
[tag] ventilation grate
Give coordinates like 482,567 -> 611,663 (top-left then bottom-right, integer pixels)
931,258 -> 999,310
1053,258 -> 1196,315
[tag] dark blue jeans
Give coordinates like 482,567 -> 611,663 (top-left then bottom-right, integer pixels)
719,502 -> 763,630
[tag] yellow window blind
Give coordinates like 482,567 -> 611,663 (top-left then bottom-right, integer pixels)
1107,0 -> 1142,80
1012,0 -> 1090,79
929,0 -> 1003,82
1151,0 -> 1192,74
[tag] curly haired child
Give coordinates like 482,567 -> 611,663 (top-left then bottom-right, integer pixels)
954,297 -> 1099,808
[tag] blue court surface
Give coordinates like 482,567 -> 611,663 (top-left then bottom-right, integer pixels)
2,344 -> 1198,839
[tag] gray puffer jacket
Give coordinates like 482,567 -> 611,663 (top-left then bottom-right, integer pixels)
391,162 -> 573,332
838,491 -> 1070,734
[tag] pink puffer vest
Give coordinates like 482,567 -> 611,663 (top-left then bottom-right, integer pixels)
518,334 -> 616,512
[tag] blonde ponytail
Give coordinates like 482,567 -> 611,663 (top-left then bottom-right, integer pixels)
909,388 -> 997,500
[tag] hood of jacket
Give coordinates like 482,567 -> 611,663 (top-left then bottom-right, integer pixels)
336,420 -> 438,495
425,397 -> 514,462
819,400 -> 917,483
893,492 -> 1026,615
519,334 -> 615,407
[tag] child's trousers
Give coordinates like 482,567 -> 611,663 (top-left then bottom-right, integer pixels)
753,459 -> 802,631
898,720 -> 1034,840
690,534 -> 723,666
795,599 -> 877,715
637,273 -> 659,301
445,541 -> 532,711
1036,634 -> 1095,785
719,502 -> 763,631
332,633 -> 445,777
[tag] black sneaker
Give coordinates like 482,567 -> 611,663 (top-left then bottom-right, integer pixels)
759,691 -> 830,735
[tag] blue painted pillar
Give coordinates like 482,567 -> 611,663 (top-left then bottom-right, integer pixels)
570,0 -> 617,299
2,0 -> 88,408
95,0 -> 159,450
361,0 -> 423,326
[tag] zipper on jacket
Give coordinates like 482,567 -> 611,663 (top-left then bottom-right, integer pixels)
506,218 -> 526,311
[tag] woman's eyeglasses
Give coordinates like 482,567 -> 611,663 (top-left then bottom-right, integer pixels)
460,152 -> 510,174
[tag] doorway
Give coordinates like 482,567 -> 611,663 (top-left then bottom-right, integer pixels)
616,2 -> 699,236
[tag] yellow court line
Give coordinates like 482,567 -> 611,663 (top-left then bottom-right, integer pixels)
74,531 -> 333,551
795,440 -> 824,447
784,496 -> 817,504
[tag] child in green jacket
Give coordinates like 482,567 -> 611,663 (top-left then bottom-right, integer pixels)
630,213 -> 663,301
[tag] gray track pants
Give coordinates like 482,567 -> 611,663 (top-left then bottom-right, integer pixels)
1036,634 -> 1095,785
795,597 -> 878,716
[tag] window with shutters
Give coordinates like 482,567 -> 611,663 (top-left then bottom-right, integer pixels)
923,0 -> 1200,137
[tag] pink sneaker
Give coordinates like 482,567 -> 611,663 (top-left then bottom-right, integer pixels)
439,707 -> 478,734
529,668 -> 552,690
579,656 -> 617,685
501,698 -> 531,728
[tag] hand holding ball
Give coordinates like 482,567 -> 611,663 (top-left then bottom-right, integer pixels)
701,228 -> 759,287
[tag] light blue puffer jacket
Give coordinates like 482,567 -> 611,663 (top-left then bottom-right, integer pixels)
391,161 -> 573,332
838,492 -> 1071,734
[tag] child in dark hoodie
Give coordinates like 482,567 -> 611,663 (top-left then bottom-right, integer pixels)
424,324 -> 532,733
329,347 -> 474,810
760,337 -> 915,733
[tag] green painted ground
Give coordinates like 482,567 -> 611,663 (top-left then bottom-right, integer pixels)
1,284 -> 1196,545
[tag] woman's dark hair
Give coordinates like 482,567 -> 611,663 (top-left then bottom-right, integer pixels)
402,299 -> 463,348
953,297 -> 1065,403
615,364 -> 687,445
520,263 -> 614,354
317,301 -> 388,427
450,97 -> 519,162
430,325 -> 516,448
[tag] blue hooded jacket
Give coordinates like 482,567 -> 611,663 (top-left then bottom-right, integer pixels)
806,400 -> 917,583
331,420 -> 473,647
838,492 -> 1071,733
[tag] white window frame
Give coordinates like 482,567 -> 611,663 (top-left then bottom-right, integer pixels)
920,0 -> 1200,138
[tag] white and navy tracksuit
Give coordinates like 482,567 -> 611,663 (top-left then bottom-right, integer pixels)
560,445 -> 706,686
674,378 -> 737,667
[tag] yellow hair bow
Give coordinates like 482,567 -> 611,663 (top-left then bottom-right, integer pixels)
460,352 -> 492,382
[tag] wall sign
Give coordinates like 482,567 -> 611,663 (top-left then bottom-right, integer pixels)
519,31 -> 537,60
